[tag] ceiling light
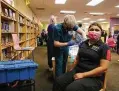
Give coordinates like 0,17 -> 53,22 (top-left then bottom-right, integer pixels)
83,23 -> 89,25
97,18 -> 106,21
89,12 -> 104,15
101,22 -> 109,23
55,0 -> 67,4
77,20 -> 83,22
86,0 -> 104,6
117,14 -> 119,16
60,10 -> 76,14
115,5 -> 119,8
90,21 -> 96,23
82,18 -> 90,20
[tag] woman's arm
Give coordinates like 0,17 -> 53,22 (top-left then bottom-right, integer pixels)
70,55 -> 79,71
74,59 -> 109,80
83,59 -> 109,77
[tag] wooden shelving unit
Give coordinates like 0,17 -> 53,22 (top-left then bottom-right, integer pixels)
0,0 -> 40,60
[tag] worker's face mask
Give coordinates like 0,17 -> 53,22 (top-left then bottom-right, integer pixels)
87,31 -> 101,41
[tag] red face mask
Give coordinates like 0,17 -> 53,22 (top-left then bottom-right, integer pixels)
87,31 -> 101,41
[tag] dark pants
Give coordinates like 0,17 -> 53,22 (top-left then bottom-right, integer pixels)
47,40 -> 54,68
53,68 -> 102,91
55,49 -> 68,77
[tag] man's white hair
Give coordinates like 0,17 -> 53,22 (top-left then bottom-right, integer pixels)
50,15 -> 57,24
64,15 -> 77,27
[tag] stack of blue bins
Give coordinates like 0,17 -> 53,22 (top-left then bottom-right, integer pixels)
0,60 -> 38,84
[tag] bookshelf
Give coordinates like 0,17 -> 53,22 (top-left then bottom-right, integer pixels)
0,0 -> 40,60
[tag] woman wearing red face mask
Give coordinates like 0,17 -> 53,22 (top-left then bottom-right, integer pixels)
53,22 -> 111,91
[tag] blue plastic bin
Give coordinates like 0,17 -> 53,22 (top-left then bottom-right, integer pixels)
27,63 -> 38,79
0,61 -> 13,65
5,65 -> 19,83
22,59 -> 34,63
17,64 -> 29,80
0,60 -> 38,83
13,60 -> 23,64
0,65 -> 6,84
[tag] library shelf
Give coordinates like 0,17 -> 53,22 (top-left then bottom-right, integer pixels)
0,0 -> 40,60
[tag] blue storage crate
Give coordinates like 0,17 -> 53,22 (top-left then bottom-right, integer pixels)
0,60 -> 38,83
0,61 -> 13,65
13,60 -> 23,64
27,63 -> 38,79
16,64 -> 29,80
5,65 -> 19,83
22,59 -> 34,63
0,65 -> 6,84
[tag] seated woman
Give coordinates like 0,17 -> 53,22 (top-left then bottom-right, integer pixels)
52,22 -> 111,91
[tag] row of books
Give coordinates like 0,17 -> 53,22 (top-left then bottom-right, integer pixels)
2,7 -> 16,20
1,21 -> 15,32
19,16 -> 25,24
1,35 -> 13,46
18,25 -> 24,32
2,48 -> 23,60
19,34 -> 23,42
2,48 -> 9,60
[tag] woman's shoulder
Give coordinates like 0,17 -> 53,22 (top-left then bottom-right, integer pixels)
99,42 -> 110,50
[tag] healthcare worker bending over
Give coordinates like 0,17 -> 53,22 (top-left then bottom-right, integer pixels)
53,15 -> 86,77
53,22 -> 111,91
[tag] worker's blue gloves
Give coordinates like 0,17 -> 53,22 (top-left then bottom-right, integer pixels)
67,40 -> 76,46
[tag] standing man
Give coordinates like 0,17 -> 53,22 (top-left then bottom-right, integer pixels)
47,15 -> 57,71
53,15 -> 86,77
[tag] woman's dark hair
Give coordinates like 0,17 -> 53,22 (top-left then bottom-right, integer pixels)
88,22 -> 103,31
108,35 -> 112,38
78,23 -> 82,27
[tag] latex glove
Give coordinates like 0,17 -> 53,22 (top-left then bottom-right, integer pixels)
67,40 -> 76,46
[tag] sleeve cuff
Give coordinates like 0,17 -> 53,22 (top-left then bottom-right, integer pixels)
73,25 -> 78,31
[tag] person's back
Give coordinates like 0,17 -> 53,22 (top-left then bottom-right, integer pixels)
41,30 -> 45,38
107,36 -> 116,48
47,24 -> 55,41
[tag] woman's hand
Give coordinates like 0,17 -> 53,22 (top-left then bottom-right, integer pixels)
74,73 -> 85,80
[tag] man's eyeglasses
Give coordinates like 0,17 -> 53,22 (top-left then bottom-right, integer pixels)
89,28 -> 100,32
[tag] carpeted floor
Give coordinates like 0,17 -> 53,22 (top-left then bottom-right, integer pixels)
34,46 -> 119,91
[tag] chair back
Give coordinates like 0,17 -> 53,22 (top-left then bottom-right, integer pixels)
12,34 -> 21,50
